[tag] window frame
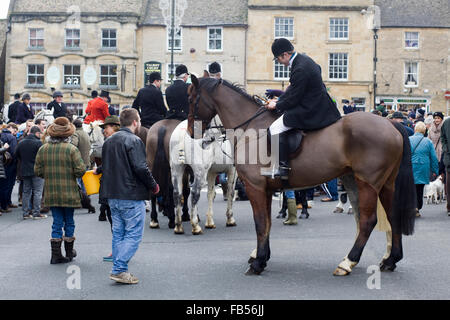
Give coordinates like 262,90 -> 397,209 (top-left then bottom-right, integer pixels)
404,61 -> 419,87
273,60 -> 290,81
207,27 -> 223,52
329,18 -> 349,41
28,28 -> 44,49
274,17 -> 294,40
328,52 -> 349,81
166,63 -> 181,84
405,31 -> 419,49
100,64 -> 118,89
101,29 -> 117,49
27,64 -> 45,87
167,27 -> 182,52
63,64 -> 81,88
65,28 -> 81,49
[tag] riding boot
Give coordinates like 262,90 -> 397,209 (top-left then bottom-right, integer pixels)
283,198 -> 298,225
50,239 -> 70,264
273,131 -> 291,180
63,236 -> 77,261
276,193 -> 287,219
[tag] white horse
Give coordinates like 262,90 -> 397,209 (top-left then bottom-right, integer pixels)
82,121 -> 104,162
169,116 -> 237,235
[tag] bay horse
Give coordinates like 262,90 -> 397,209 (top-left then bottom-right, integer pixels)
146,119 -> 192,229
187,75 -> 416,276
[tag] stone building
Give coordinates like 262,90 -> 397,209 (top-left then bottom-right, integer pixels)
246,0 -> 375,112
138,0 -> 248,91
4,0 -> 144,115
375,0 -> 450,114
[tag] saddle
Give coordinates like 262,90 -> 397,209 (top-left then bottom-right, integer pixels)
267,129 -> 304,158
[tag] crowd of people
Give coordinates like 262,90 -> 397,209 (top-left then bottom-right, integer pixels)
0,43 -> 449,286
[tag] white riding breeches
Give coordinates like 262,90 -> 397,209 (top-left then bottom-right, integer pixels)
269,115 -> 293,135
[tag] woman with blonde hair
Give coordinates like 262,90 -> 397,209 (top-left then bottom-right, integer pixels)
409,121 -> 439,217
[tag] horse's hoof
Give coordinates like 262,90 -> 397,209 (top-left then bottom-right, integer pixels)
174,226 -> 184,234
192,225 -> 203,235
333,267 -> 351,276
245,266 -> 262,276
248,257 -> 256,264
226,221 -> 237,227
205,224 -> 216,229
379,261 -> 396,272
168,221 -> 175,229
333,207 -> 344,214
149,221 -> 160,229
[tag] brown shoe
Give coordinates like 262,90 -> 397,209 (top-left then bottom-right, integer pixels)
110,272 -> 139,284
8,204 -> 18,208
1,208 -> 12,213
321,197 -> 337,202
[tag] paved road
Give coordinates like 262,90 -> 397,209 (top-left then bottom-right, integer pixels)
0,186 -> 449,300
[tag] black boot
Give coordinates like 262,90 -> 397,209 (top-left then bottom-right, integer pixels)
276,193 -> 287,219
50,239 -> 70,264
63,237 -> 77,261
273,131 -> 291,180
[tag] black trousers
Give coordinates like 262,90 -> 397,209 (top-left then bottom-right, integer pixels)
416,184 -> 425,210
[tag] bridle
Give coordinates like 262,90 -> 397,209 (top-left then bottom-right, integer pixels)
192,87 -> 269,132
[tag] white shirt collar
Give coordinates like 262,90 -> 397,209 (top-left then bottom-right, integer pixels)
289,52 -> 298,68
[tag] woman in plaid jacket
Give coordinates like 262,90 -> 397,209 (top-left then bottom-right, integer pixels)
35,117 -> 86,264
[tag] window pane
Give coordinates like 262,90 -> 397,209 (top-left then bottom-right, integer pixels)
73,65 -> 80,74
101,66 -> 108,75
110,40 -> 116,47
37,65 -> 44,74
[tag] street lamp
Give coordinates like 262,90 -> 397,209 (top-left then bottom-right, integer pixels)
159,0 -> 188,84
362,6 -> 381,110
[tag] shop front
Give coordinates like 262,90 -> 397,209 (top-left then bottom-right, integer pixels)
376,96 -> 431,113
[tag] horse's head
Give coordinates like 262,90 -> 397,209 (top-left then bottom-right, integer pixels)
187,74 -> 218,139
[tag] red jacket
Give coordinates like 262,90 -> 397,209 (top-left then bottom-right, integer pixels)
84,98 -> 110,124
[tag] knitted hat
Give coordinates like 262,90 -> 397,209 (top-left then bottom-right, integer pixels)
47,117 -> 75,138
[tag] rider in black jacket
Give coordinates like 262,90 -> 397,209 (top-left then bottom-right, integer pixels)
47,91 -> 67,119
165,64 -> 190,121
132,72 -> 167,128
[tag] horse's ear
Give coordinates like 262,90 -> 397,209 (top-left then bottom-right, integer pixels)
191,74 -> 199,89
203,70 -> 210,78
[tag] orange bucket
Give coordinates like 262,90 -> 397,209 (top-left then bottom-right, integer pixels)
82,170 -> 102,195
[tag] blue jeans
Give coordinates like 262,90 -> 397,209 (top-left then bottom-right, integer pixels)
108,199 -> 146,275
328,179 -> 338,200
22,176 -> 44,216
51,207 -> 75,239
285,190 -> 295,199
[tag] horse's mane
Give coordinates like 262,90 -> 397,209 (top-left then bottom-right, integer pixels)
199,77 -> 257,105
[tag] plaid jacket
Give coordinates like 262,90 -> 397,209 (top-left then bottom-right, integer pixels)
35,142 -> 86,208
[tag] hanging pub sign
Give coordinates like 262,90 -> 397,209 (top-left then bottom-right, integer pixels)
144,61 -> 162,86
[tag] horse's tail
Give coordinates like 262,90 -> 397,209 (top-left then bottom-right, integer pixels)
152,126 -> 171,198
391,121 -> 417,235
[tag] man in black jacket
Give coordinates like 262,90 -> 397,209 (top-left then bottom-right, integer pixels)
265,38 -> 341,179
8,93 -> 21,124
15,126 -> 46,220
100,108 -> 159,284
132,72 -> 167,128
47,91 -> 67,119
165,64 -> 190,121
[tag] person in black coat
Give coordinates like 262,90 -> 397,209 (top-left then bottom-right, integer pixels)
15,126 -> 46,219
342,99 -> 355,115
47,91 -> 67,119
132,72 -> 167,128
8,93 -> 22,124
165,65 -> 190,121
15,93 -> 34,124
265,38 -> 341,179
